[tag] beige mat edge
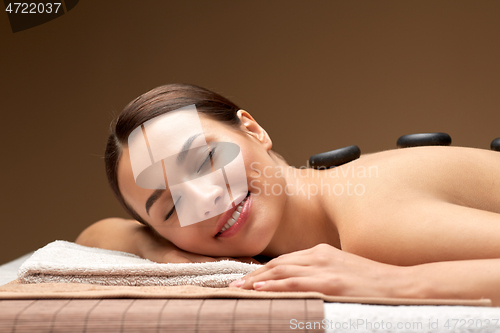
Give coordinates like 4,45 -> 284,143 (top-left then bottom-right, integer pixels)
0,281 -> 492,307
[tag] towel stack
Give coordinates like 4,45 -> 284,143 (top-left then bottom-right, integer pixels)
18,241 -> 261,287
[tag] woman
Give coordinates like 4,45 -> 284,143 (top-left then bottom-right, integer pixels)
77,83 -> 500,305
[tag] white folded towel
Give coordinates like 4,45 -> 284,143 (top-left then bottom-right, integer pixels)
18,241 -> 261,288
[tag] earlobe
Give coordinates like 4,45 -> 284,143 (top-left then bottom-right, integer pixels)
237,110 -> 272,150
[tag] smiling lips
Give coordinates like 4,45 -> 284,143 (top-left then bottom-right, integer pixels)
215,192 -> 251,237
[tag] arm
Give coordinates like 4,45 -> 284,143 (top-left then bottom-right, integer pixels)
75,218 -> 232,263
407,258 -> 500,306
233,201 -> 500,305
76,218 -> 144,257
343,199 -> 500,266
232,244 -> 500,306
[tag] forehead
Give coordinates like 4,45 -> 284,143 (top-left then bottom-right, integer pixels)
128,105 -> 207,189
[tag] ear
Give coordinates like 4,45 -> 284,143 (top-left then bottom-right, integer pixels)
236,110 -> 272,151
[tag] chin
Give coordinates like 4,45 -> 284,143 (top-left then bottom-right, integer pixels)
242,200 -> 283,256
236,237 -> 270,257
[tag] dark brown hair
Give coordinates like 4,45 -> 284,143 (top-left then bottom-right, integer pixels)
105,83 -> 242,226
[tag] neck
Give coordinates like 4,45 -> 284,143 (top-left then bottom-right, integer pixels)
261,155 -> 343,257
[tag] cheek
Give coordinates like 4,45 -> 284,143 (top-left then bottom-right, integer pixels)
246,156 -> 287,196
243,152 -> 288,231
242,147 -> 271,181
160,225 -> 208,252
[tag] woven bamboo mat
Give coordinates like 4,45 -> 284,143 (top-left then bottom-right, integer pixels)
0,281 -> 491,306
0,299 -> 324,332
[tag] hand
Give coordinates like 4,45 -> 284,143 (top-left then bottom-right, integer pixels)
229,243 -> 407,298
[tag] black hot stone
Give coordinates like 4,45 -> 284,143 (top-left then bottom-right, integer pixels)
491,138 -> 500,151
309,145 -> 361,169
397,133 -> 452,148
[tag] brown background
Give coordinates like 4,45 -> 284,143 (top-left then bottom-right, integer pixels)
1,1 -> 499,264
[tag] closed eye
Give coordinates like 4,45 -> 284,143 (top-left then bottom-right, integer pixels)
197,147 -> 215,173
165,196 -> 181,221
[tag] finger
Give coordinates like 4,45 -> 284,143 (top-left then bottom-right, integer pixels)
265,246 -> 326,267
258,243 -> 340,269
237,245 -> 333,280
267,246 -> 320,262
241,253 -> 314,280
252,277 -> 323,293
233,265 -> 310,289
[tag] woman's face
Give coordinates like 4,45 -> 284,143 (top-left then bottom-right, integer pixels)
117,110 -> 288,257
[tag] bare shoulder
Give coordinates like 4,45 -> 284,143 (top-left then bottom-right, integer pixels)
75,217 -> 144,254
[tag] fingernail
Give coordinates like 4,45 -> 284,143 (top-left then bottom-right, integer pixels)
230,279 -> 244,288
253,281 -> 265,289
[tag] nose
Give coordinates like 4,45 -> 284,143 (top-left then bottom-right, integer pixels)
205,195 -> 222,217
184,182 -> 225,220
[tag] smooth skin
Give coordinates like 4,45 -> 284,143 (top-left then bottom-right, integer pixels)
77,110 -> 500,305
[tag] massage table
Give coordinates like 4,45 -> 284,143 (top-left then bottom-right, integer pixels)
2,249 -> 500,333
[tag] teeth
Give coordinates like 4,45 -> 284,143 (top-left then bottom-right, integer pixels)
219,194 -> 249,234
227,217 -> 237,227
221,218 -> 236,232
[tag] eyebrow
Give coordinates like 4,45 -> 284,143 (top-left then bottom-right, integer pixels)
145,132 -> 203,216
177,133 -> 202,165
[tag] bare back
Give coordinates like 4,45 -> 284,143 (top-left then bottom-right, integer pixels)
327,146 -> 500,265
